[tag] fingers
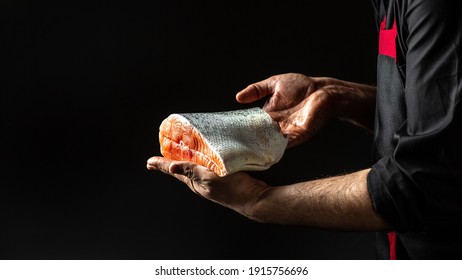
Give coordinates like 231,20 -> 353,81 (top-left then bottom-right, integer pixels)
147,156 -> 219,196
147,156 -> 199,193
168,161 -> 198,178
147,156 -> 173,174
147,156 -> 204,177
236,77 -> 274,103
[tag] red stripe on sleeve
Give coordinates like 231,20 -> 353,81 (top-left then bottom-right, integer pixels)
387,231 -> 397,260
379,18 -> 397,61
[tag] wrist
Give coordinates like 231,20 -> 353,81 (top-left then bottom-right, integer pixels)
241,183 -> 274,223
312,77 -> 353,117
314,77 -> 376,130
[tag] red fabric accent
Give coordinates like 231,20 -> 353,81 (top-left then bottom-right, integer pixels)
380,17 -> 387,30
379,17 -> 397,61
387,231 -> 397,260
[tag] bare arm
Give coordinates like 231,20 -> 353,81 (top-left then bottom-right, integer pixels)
250,168 -> 389,231
147,158 -> 390,231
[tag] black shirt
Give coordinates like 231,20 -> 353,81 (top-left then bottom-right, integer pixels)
367,0 -> 462,259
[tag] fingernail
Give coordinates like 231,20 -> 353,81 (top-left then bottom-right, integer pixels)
147,158 -> 157,165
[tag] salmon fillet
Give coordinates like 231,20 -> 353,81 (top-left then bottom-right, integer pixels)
159,107 -> 287,177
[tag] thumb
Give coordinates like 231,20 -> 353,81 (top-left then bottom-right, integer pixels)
236,78 -> 274,103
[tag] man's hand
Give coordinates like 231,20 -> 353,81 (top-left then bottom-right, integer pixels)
236,73 -> 334,148
146,156 -> 269,220
236,73 -> 377,148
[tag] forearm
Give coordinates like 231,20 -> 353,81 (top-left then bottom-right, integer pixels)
315,77 -> 377,131
248,169 -> 390,231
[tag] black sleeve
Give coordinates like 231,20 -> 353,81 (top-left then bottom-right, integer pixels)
367,0 -> 462,232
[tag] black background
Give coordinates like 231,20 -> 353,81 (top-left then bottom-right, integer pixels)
2,1 -> 378,259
